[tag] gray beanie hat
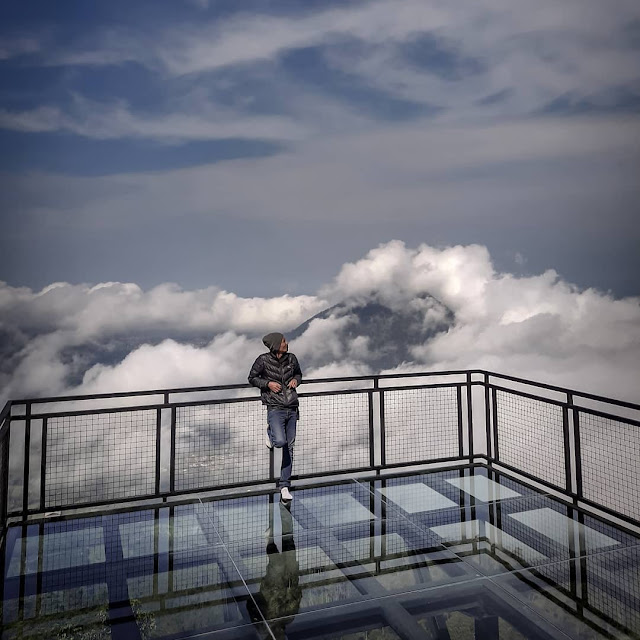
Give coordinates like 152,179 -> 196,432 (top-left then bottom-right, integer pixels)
262,332 -> 284,352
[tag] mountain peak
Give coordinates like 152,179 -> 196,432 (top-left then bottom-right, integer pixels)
289,293 -> 454,371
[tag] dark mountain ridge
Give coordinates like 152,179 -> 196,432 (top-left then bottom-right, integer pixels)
289,293 -> 454,371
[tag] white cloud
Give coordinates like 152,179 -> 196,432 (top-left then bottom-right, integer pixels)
0,97 -> 307,142
348,335 -> 372,361
80,333 -> 258,394
322,241 -> 495,322
0,106 -> 66,133
293,315 -> 352,364
2,333 -> 72,400
0,280 -> 324,339
147,0 -> 639,91
330,242 -> 640,401
2,241 -> 638,406
0,281 -> 326,401
305,361 -> 372,380
7,0 -> 638,146
316,0 -> 640,115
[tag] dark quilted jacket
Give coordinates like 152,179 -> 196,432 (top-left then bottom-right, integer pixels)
248,351 -> 303,409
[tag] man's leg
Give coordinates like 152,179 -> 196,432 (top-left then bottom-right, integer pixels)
267,410 -> 287,453
279,410 -> 297,489
265,418 -> 274,449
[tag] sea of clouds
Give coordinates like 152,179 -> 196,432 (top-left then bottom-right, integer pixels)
1,241 -> 639,405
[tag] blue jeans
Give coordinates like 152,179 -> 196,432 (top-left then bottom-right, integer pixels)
267,409 -> 297,488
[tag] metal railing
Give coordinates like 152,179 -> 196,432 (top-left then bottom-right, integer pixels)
483,370 -> 640,527
1,369 -> 638,539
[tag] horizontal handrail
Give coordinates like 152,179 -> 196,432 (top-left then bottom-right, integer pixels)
12,368 -> 638,412
11,369 -> 476,404
484,370 -> 640,410
488,383 -> 568,408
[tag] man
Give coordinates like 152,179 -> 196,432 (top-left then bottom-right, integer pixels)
248,332 -> 302,502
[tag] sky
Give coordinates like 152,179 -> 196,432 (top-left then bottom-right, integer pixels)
1,1 -> 639,403
1,0 -> 639,296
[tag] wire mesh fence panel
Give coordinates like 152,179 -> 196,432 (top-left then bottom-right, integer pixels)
45,410 -> 157,508
584,545 -> 640,634
296,393 -> 370,475
579,412 -> 640,523
383,387 -> 459,465
174,401 -> 269,491
495,391 -> 566,490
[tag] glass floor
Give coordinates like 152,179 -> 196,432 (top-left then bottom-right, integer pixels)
1,467 -> 639,639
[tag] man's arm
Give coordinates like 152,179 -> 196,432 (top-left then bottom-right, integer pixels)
250,356 -> 283,392
289,354 -> 302,388
248,355 -> 269,389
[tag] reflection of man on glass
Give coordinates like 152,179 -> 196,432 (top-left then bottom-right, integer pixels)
247,503 -> 302,639
248,333 -> 302,502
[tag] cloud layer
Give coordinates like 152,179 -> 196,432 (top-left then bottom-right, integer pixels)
2,0 -> 639,141
1,242 -> 638,404
0,282 -> 325,399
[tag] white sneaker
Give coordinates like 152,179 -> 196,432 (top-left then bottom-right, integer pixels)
265,432 -> 273,449
280,487 -> 293,501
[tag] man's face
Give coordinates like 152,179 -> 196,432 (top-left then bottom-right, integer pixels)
279,337 -> 288,353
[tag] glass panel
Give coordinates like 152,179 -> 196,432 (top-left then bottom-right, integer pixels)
289,483 -> 376,531
509,507 -> 620,551
297,493 -> 375,526
445,475 -> 523,501
379,483 -> 458,512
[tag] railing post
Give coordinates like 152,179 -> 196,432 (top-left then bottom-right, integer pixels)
378,379 -> 386,468
155,408 -> 162,497
169,407 -> 176,494
0,404 -> 10,538
562,403 -> 572,495
368,390 -> 375,469
0,445 -> 6,531
466,372 -> 473,461
0,510 -> 5,618
39,417 -> 48,512
484,373 -> 491,460
491,387 -> 499,462
566,502 -> 582,608
570,394 -> 584,500
22,402 -> 32,517
457,386 -> 464,458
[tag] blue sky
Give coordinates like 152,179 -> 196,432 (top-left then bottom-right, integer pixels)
1,0 -> 639,297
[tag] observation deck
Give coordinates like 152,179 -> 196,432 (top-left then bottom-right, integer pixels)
0,370 -> 638,639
